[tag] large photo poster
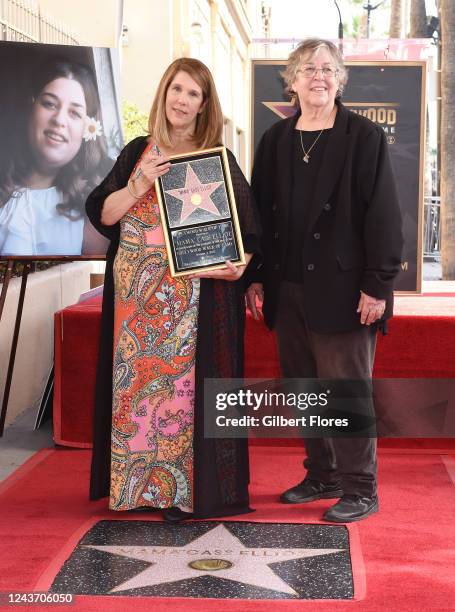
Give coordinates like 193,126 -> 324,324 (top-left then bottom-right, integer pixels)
251,60 -> 426,293
0,41 -> 123,259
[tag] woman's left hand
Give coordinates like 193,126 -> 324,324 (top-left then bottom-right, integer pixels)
357,290 -> 386,325
188,254 -> 252,281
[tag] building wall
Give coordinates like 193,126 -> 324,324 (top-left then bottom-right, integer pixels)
121,0 -> 175,114
121,0 -> 254,173
38,0 -> 120,46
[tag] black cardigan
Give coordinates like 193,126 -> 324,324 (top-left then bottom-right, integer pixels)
85,137 -> 261,518
250,100 -> 404,333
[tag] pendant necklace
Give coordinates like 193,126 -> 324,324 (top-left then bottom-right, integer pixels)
299,107 -> 333,163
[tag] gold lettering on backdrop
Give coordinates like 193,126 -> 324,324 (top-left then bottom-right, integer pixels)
350,108 -> 397,125
348,104 -> 399,142
401,261 -> 408,271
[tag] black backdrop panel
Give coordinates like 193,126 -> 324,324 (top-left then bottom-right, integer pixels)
252,60 -> 426,293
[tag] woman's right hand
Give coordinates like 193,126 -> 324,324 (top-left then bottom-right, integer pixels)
134,151 -> 171,192
246,283 -> 264,320
101,147 -> 172,226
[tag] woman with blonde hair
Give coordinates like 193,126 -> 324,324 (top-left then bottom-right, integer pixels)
87,58 -> 260,521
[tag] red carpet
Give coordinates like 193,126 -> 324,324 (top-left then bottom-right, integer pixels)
53,290 -> 455,448
244,293 -> 455,378
1,446 -> 454,611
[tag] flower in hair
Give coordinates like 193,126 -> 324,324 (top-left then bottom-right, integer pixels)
83,116 -> 103,142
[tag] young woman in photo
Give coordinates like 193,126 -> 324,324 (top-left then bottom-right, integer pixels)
0,58 -> 111,256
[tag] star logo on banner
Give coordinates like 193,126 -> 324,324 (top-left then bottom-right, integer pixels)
84,523 -> 344,596
165,164 -> 223,223
262,101 -> 298,119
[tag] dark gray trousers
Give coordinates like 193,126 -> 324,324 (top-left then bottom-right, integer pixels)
274,281 -> 378,497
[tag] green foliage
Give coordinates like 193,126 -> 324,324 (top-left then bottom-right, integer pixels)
344,0 -> 391,38
122,100 -> 148,144
346,15 -> 361,38
344,0 -> 365,38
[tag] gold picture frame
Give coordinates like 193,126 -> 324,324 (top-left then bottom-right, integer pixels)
155,146 -> 245,277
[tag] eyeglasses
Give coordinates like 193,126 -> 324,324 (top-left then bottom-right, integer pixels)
297,66 -> 339,79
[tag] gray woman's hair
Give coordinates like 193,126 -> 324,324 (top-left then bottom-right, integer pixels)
281,38 -> 348,100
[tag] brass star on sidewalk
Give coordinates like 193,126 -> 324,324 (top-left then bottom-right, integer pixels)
84,523 -> 344,596
165,164 -> 223,223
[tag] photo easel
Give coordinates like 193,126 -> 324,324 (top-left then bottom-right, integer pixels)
0,256 -> 96,436
0,258 -> 33,435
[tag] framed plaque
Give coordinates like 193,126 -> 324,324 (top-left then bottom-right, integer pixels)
155,146 -> 245,277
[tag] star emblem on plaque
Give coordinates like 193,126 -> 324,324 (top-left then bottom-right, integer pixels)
155,147 -> 245,277
164,164 -> 223,223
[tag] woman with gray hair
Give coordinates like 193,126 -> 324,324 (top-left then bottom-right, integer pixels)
246,38 -> 403,522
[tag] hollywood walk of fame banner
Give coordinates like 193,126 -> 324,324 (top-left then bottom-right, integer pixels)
251,60 -> 427,293
155,146 -> 246,277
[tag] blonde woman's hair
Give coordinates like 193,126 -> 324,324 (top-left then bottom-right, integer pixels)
148,58 -> 223,149
281,38 -> 348,101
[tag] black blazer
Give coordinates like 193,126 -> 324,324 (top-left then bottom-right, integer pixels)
250,100 -> 404,333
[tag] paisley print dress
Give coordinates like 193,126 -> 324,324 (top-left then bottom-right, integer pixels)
87,136 -> 260,518
110,146 -> 199,511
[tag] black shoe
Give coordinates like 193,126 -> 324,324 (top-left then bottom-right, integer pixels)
323,494 -> 378,523
162,507 -> 194,523
280,478 -> 343,504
